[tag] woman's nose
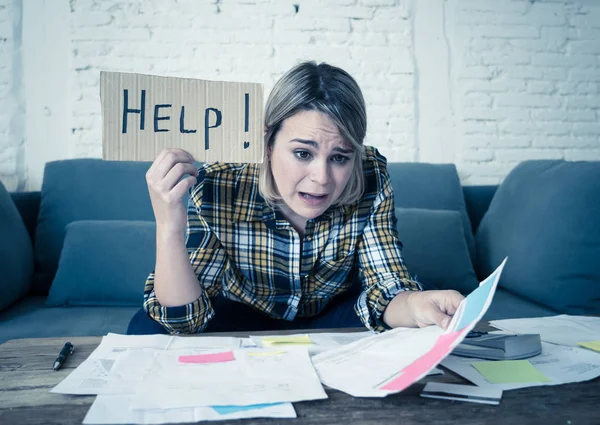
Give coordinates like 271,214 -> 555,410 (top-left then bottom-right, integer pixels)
310,161 -> 330,185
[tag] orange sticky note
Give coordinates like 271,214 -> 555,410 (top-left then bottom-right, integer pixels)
178,351 -> 235,364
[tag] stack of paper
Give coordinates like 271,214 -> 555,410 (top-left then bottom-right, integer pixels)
442,315 -> 600,390
312,259 -> 508,397
52,334 -> 326,423
51,259 -> 512,421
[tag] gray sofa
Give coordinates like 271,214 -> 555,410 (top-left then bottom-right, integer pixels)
1,158 -> 598,343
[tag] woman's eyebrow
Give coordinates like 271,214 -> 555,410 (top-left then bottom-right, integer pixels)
289,138 -> 354,154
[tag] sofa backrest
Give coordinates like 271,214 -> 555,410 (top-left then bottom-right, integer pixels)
24,157 -> 488,296
33,159 -> 156,294
387,162 -> 476,263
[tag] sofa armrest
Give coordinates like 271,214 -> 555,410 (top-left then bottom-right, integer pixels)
10,191 -> 40,245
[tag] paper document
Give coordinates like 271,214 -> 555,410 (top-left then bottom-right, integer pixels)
420,382 -> 502,405
83,395 -> 295,424
489,315 -> 600,347
471,360 -> 551,384
441,341 -> 600,390
124,347 -> 327,409
51,333 -> 241,395
250,331 -> 374,354
312,259 -> 507,397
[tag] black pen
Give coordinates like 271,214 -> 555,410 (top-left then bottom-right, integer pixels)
53,342 -> 75,371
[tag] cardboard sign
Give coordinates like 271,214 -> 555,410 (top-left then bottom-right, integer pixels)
100,71 -> 264,162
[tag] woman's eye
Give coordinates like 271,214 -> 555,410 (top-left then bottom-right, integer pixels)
294,150 -> 312,160
331,154 -> 350,164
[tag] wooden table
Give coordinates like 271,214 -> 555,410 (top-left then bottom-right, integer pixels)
1,331 -> 598,425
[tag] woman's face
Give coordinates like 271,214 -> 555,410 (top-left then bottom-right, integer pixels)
269,110 -> 356,223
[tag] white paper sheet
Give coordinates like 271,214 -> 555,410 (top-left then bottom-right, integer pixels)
489,315 -> 600,347
420,382 -> 503,405
313,326 -> 446,397
126,347 -> 327,409
441,341 -> 600,390
83,395 -> 296,424
312,259 -> 507,398
249,331 -> 375,354
51,333 -> 241,395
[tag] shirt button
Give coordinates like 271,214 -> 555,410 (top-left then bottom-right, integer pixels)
305,235 -> 311,241
303,274 -> 310,280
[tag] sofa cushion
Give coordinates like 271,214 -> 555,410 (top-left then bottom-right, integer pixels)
0,180 -> 34,311
46,220 -> 156,307
476,160 -> 600,315
395,207 -> 479,294
482,288 -> 557,321
0,296 -> 138,343
387,162 -> 475,263
34,159 -> 155,294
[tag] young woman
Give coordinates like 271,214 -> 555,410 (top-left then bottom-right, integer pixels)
127,61 -> 464,335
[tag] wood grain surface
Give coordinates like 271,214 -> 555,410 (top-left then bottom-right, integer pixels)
0,332 -> 598,425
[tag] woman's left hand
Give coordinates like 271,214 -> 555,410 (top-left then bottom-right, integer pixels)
383,290 -> 465,330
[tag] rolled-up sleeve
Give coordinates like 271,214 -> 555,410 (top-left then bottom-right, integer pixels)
355,172 -> 422,333
143,174 -> 227,334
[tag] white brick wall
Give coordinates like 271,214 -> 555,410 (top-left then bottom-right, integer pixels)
0,0 -> 22,192
454,0 -> 600,184
1,0 -> 599,190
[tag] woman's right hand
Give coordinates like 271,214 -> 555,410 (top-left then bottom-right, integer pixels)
146,148 -> 199,235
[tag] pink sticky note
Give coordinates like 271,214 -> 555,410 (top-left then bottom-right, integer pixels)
380,331 -> 464,392
178,351 -> 235,364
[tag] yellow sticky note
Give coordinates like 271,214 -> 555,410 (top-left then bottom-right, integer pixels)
247,351 -> 286,357
577,341 -> 600,353
472,360 -> 551,384
261,335 -> 312,346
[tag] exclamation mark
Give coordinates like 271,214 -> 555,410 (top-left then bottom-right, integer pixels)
243,93 -> 250,149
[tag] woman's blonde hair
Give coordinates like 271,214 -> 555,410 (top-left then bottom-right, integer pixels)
259,61 -> 366,207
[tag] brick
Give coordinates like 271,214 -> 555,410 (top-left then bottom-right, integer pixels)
572,123 -> 600,136
462,121 -> 497,135
565,96 -> 600,109
462,79 -> 526,93
532,109 -> 596,122
509,39 -> 566,53
569,40 -> 600,55
495,93 -> 561,108
72,11 -> 112,27
564,149 -> 600,161
569,69 -> 600,82
459,149 -> 494,162
494,148 -> 563,162
73,27 -> 150,41
533,136 -> 598,148
542,68 -> 568,81
459,66 -> 497,80
458,0 -> 528,14
527,81 -> 556,95
571,13 -> 600,29
360,0 -> 395,6
367,19 -> 411,33
475,25 -> 539,39
532,53 -> 597,68
274,17 -> 350,32
385,30 -> 412,46
502,66 -> 544,80
458,162 -> 519,179
480,51 -> 530,66
301,4 -> 374,19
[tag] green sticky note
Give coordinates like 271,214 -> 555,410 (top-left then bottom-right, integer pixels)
472,360 -> 551,384
577,341 -> 600,353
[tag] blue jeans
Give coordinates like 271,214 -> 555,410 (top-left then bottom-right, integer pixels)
127,284 -> 364,335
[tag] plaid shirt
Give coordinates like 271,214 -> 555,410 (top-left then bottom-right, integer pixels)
144,146 -> 421,333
